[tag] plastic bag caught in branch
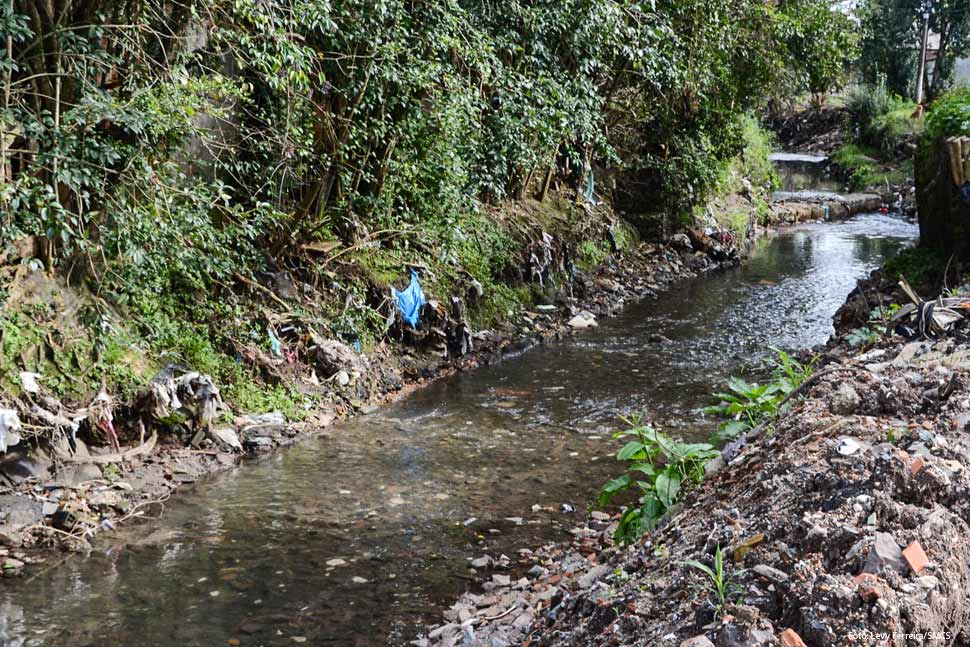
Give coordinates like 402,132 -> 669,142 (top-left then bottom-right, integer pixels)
392,270 -> 427,329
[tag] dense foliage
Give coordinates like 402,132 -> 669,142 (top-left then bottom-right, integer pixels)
859,0 -> 970,100
0,0 -> 857,309
926,87 -> 970,137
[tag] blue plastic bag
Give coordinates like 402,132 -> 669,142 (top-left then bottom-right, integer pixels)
392,270 -> 426,329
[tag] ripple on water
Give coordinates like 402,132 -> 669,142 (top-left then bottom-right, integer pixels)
0,214 -> 917,647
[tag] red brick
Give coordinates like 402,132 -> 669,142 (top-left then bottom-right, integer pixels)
910,457 -> 925,476
852,572 -> 886,602
902,541 -> 929,574
780,629 -> 808,647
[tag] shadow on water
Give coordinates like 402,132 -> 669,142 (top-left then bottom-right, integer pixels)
0,214 -> 916,647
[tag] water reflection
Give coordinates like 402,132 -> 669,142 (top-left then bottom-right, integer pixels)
0,214 -> 917,647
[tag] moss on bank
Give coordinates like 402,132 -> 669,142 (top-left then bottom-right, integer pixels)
704,115 -> 780,238
832,143 -> 911,192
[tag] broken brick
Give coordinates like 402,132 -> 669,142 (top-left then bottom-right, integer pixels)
780,629 -> 808,647
852,572 -> 886,602
902,541 -> 929,575
910,456 -> 925,476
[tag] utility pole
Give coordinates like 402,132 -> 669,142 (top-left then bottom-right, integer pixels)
915,8 -> 931,105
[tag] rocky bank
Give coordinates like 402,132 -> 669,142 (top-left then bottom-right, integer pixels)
421,277 -> 970,646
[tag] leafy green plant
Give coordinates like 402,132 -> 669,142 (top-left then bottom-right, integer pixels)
855,303 -> 902,342
704,350 -> 815,442
926,87 -> 970,139
772,348 -> 815,393
846,327 -> 880,348
704,378 -> 784,441
597,415 -> 719,544
680,546 -> 741,617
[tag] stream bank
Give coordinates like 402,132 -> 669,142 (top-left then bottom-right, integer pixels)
0,213 -> 916,647
0,204 -> 750,573
425,270 -> 970,647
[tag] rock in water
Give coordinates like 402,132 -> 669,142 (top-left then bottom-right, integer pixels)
567,311 -> 598,330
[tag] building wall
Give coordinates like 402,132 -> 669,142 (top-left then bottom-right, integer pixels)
956,57 -> 970,85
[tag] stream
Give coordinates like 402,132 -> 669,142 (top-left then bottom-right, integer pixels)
0,214 -> 916,647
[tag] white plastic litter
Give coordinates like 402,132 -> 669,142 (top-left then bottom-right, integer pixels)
0,409 -> 22,452
18,372 -> 41,394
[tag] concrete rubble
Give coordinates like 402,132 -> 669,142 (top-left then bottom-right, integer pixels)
424,282 -> 970,647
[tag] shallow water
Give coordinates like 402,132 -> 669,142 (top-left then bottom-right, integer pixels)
0,214 -> 917,647
771,153 -> 843,195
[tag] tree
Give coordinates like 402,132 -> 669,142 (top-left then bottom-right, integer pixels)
782,0 -> 861,107
860,0 -> 970,100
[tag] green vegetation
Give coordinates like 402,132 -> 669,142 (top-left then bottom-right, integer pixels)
680,546 -> 741,618
846,304 -> 904,347
882,246 -> 947,288
0,0 -> 859,414
859,0 -> 970,101
705,115 -> 779,237
926,88 -> 970,139
597,415 -> 719,544
845,81 -> 923,154
832,143 -> 913,192
832,78 -> 921,192
704,350 -> 815,442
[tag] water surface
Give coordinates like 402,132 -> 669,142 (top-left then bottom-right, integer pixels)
0,215 -> 917,647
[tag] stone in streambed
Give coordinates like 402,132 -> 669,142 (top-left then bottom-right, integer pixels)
567,311 -> 598,330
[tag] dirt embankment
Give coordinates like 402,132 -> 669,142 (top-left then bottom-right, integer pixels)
0,211 -> 751,578
422,280 -> 970,647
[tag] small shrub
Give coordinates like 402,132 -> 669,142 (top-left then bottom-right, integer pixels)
704,350 -> 815,442
846,80 -> 893,132
845,79 -> 922,154
597,415 -> 719,544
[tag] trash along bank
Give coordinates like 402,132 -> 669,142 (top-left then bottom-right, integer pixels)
0,138 -> 899,582
0,190 -> 760,579
0,214 -> 915,647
